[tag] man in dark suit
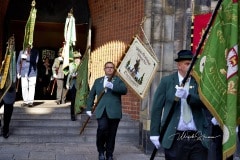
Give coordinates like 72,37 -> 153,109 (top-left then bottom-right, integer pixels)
86,61 -> 127,160
150,50 -> 210,160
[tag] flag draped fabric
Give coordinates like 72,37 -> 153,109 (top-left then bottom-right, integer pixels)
0,36 -> 16,101
62,10 -> 76,75
74,19 -> 91,114
23,0 -> 37,50
192,0 -> 240,158
74,52 -> 89,114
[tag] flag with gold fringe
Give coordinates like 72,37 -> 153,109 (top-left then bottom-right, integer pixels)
192,0 -> 240,158
23,0 -> 37,50
74,18 -> 91,114
0,35 -> 16,101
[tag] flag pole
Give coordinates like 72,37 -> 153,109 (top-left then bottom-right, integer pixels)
190,0 -> 195,51
150,0 -> 223,159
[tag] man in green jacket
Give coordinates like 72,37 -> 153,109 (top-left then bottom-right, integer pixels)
86,61 -> 127,160
150,50 -> 210,160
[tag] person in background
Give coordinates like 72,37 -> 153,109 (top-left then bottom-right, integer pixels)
38,57 -> 52,99
86,61 -> 127,160
0,45 -> 17,138
0,84 -> 16,138
150,50 -> 210,160
52,48 -> 67,105
66,51 -> 81,121
17,45 -> 39,107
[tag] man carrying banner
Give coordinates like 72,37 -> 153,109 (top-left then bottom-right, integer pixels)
86,61 -> 127,160
150,50 -> 210,160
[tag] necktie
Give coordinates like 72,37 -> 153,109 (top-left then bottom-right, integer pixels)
182,81 -> 191,123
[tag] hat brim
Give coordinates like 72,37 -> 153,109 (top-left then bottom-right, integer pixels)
174,57 -> 193,62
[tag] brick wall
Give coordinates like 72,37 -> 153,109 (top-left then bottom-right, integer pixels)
88,0 -> 144,120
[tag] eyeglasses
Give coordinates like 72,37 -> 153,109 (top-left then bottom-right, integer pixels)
105,67 -> 114,69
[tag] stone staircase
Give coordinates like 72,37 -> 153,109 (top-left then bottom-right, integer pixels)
0,100 -> 140,145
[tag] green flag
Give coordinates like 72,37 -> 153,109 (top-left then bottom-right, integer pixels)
192,0 -> 240,158
74,52 -> 89,114
23,0 -> 37,50
0,35 -> 15,101
74,18 -> 91,114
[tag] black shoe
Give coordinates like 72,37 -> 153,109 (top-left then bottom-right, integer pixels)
71,115 -> 76,121
2,128 -> 9,138
55,100 -> 60,105
21,103 -> 28,107
3,132 -> 9,138
99,153 -> 105,160
28,103 -> 34,107
106,157 -> 113,160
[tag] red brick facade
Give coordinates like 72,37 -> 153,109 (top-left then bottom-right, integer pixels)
88,0 -> 144,120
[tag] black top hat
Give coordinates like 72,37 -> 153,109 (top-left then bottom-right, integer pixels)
174,50 -> 193,62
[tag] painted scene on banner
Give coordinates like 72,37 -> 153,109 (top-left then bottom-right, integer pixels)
117,37 -> 159,98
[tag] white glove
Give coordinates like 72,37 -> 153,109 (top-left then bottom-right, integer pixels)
72,73 -> 77,77
58,57 -> 63,61
53,74 -> 58,79
104,81 -> 113,89
17,73 -> 21,79
211,117 -> 219,126
175,86 -> 189,99
86,111 -> 92,117
66,84 -> 69,90
150,136 -> 161,149
21,54 -> 27,59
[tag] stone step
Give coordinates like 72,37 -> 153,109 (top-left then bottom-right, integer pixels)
11,126 -> 139,135
0,134 -> 138,143
10,118 -> 139,127
1,100 -> 140,145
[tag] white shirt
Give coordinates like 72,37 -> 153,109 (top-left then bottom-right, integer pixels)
103,76 -> 108,87
177,72 -> 197,131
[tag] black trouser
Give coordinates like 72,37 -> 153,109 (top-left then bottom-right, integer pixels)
97,110 -> 120,158
70,85 -> 76,116
165,130 -> 208,160
2,103 -> 14,133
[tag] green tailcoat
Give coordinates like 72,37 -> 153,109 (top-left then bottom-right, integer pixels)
150,72 -> 210,149
86,76 -> 127,119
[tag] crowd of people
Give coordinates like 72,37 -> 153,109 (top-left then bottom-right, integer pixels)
5,46 -> 83,130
